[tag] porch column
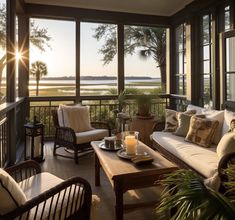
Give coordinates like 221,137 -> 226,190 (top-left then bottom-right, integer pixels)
18,14 -> 29,140
6,0 -> 16,165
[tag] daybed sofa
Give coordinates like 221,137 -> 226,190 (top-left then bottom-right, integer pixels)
151,105 -> 235,189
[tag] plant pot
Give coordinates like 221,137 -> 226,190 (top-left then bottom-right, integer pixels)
137,104 -> 150,116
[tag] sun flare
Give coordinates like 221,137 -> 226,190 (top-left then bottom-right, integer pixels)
16,51 -> 22,61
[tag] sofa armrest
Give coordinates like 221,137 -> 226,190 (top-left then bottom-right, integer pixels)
3,176 -> 92,220
5,160 -> 41,182
218,152 -> 235,181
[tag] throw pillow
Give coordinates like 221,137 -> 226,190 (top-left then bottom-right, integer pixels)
164,109 -> 178,132
164,109 -> 196,132
0,168 -> 27,215
222,109 -> 235,136
186,104 -> 206,114
61,105 -> 93,132
217,132 -> 235,159
185,116 -> 219,148
174,113 -> 205,137
58,103 -> 81,127
204,110 -> 224,145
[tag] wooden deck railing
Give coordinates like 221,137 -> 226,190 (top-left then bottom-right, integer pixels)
0,117 -> 7,167
29,95 -> 169,138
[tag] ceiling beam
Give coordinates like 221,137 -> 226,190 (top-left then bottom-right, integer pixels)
25,3 -> 170,27
171,0 -> 223,24
16,0 -> 25,13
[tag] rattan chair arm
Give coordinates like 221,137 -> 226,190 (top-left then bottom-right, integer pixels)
5,160 -> 41,182
2,176 -> 92,220
55,126 -> 76,144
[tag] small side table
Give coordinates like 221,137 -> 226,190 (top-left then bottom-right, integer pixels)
24,122 -> 44,162
131,116 -> 157,147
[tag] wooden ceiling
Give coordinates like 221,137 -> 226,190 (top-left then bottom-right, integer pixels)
24,0 -> 194,16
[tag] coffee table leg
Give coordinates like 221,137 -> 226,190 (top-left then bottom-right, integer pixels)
114,182 -> 124,220
95,153 -> 100,186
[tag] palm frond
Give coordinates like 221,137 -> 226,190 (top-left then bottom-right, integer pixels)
156,169 -> 235,220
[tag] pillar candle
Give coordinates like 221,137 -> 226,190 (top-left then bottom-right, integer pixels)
125,135 -> 137,155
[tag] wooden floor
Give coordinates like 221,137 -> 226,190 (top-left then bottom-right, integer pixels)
41,142 -> 168,220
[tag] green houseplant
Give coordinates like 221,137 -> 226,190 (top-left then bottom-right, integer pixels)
136,94 -> 152,117
156,167 -> 235,220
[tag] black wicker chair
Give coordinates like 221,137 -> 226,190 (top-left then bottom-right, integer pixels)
2,160 -> 92,220
52,109 -> 111,164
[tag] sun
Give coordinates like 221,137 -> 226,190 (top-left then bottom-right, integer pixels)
16,51 -> 22,61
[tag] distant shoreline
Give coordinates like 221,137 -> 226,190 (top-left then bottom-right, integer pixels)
40,76 -> 160,81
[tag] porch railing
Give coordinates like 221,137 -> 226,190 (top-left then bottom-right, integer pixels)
29,95 -> 170,138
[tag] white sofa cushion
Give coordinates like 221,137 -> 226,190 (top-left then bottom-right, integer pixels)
19,172 -> 99,220
152,132 -> 219,178
76,129 -> 109,144
186,104 -> 206,114
0,168 -> 27,215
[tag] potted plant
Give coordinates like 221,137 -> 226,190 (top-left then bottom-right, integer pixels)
136,94 -> 152,117
156,167 -> 235,220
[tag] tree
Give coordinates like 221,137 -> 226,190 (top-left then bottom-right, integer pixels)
0,3 -> 51,98
93,25 -> 166,87
30,61 -> 48,96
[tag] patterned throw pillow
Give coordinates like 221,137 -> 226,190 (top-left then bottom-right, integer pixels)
164,109 -> 196,132
174,113 -> 205,137
185,116 -> 219,148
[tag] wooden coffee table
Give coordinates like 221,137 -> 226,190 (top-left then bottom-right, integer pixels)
91,140 -> 178,220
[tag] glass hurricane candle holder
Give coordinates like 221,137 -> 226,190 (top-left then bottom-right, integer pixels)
122,131 -> 139,155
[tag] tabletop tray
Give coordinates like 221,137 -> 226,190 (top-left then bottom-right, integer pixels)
99,142 -> 122,151
117,149 -> 148,160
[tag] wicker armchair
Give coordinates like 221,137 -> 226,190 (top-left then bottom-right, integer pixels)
52,108 -> 111,164
2,160 -> 92,220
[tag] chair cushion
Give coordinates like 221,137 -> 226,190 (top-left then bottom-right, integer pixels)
59,105 -> 93,132
185,116 -> 219,148
217,132 -> 235,159
152,132 -> 219,178
76,129 -> 109,144
58,104 -> 81,127
19,172 -> 84,220
19,172 -> 99,220
0,168 -> 27,215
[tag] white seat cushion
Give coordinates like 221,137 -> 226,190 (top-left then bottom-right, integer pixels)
0,169 -> 27,215
19,172 -> 99,220
76,129 -> 109,144
152,132 -> 219,178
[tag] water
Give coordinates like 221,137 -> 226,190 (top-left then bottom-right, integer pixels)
27,78 -> 161,89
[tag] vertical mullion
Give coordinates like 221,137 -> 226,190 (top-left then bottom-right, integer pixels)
76,20 -> 80,102
117,24 -> 124,94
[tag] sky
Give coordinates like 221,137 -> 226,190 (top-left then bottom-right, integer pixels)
30,18 -> 161,78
